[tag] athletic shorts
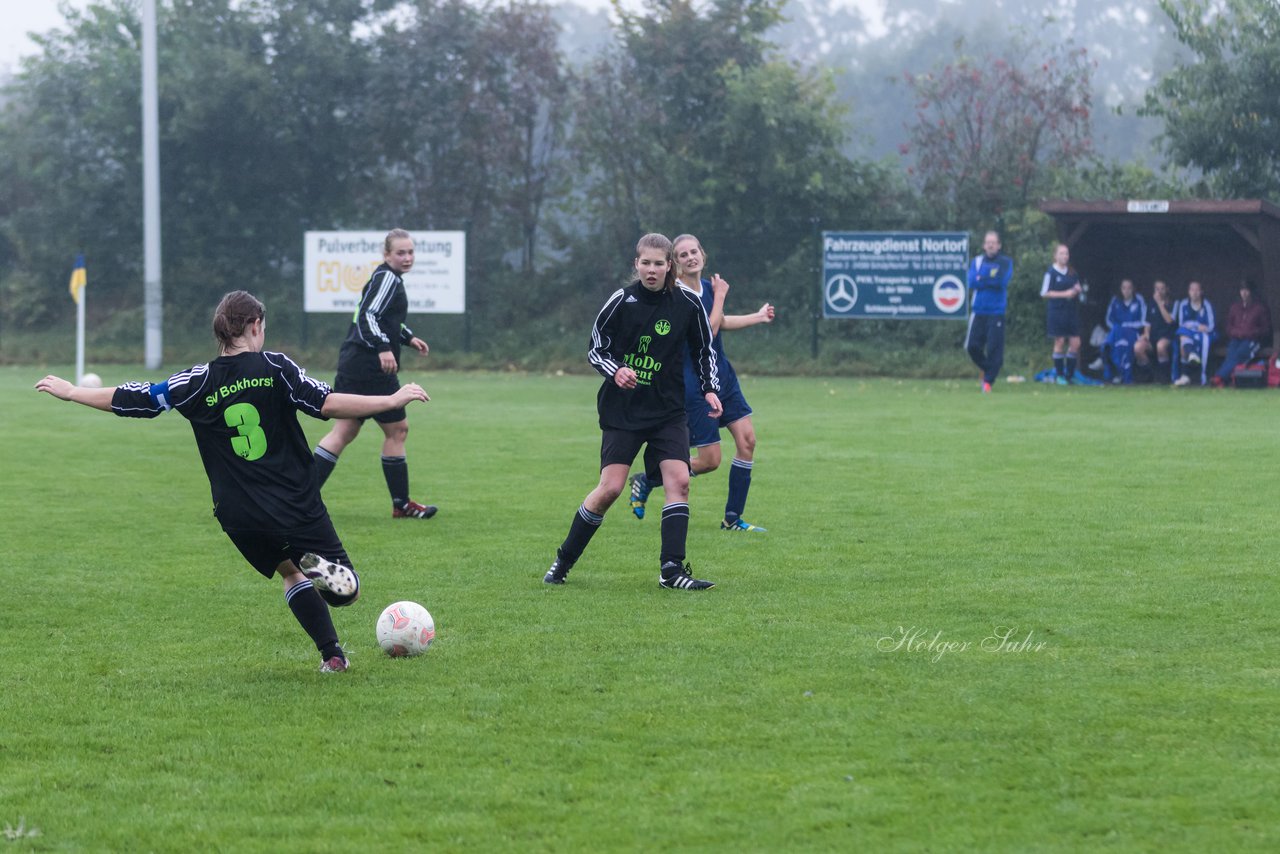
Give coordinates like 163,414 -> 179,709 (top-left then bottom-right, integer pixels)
1046,309 -> 1080,338
223,515 -> 353,580
332,369 -> 404,424
686,385 -> 752,448
600,418 -> 690,472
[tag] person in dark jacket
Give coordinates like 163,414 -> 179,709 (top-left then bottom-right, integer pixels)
312,228 -> 437,519
1213,280 -> 1272,385
544,233 -> 723,591
965,230 -> 1014,393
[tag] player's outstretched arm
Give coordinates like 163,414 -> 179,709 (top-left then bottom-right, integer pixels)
322,383 -> 430,419
722,302 -> 776,331
34,375 -> 116,411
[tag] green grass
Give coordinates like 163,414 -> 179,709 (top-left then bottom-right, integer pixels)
2,366 -> 1279,851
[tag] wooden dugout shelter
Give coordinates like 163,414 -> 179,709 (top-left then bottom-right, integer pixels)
1038,199 -> 1280,348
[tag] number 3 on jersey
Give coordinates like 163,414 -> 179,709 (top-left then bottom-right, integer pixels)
224,402 -> 267,461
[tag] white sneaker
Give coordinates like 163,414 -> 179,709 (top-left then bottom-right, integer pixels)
299,553 -> 359,598
1173,375 -> 1191,386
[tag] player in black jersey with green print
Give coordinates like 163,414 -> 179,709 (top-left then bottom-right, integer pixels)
35,291 -> 429,673
544,233 -> 723,590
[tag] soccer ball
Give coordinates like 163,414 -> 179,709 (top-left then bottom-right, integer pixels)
80,372 -> 103,388
376,601 -> 435,657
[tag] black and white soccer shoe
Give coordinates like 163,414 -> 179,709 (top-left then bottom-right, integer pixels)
299,552 -> 360,600
659,561 -> 715,591
543,551 -> 572,585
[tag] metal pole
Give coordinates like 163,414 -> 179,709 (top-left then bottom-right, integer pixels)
142,0 -> 163,369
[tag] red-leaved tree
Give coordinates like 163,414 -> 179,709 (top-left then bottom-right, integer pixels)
901,36 -> 1095,224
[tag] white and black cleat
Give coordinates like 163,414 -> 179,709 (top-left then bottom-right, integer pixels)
300,552 -> 360,599
659,561 -> 715,591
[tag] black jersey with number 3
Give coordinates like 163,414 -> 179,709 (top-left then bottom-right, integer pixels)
111,351 -> 332,530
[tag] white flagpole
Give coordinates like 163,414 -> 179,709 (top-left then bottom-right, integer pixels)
76,284 -> 86,384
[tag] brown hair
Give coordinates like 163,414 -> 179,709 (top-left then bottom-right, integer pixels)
384,228 -> 412,254
635,233 -> 676,292
213,290 -> 265,348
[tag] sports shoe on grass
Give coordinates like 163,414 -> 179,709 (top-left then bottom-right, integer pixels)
543,551 -> 572,585
393,500 -> 438,519
299,552 -> 359,599
659,561 -> 715,590
981,381 -> 992,394
319,655 -> 349,673
629,473 -> 651,520
721,518 -> 767,533
1173,374 -> 1192,387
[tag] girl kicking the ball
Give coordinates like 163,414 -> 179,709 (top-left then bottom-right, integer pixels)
35,290 -> 430,672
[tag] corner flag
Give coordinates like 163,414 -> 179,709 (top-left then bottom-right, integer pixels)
69,254 -> 87,304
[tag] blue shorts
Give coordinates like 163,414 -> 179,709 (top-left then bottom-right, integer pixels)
1046,308 -> 1080,338
686,385 -> 753,448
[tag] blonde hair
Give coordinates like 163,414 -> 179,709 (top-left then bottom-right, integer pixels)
384,228 -> 412,254
672,233 -> 707,280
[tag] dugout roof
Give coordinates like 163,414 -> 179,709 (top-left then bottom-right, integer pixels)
1039,199 -> 1280,345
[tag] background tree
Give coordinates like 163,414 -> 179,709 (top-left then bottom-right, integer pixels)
1142,0 -> 1280,200
901,33 -> 1095,227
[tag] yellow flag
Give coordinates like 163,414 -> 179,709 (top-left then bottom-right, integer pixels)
69,254 -> 86,305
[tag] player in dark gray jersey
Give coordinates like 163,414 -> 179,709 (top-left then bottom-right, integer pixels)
312,228 -> 437,520
36,291 -> 429,673
543,233 -> 723,591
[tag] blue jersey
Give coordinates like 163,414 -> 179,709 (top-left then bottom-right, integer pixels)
1173,298 -> 1215,337
1040,265 -> 1079,321
1106,295 -> 1148,332
968,253 -> 1013,315
680,279 -> 739,403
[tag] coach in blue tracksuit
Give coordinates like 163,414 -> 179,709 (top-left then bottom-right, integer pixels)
966,230 -> 1014,392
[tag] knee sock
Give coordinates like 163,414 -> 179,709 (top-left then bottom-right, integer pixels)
314,446 -> 338,489
725,458 -> 753,522
1053,354 -> 1065,377
1065,352 -> 1078,379
382,455 -> 410,506
559,504 -> 603,566
285,578 -> 343,661
660,502 -> 690,568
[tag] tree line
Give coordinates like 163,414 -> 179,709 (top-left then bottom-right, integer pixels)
0,0 -> 1272,374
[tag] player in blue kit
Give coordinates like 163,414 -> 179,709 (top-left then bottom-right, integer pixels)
35,291 -> 430,672
966,231 -> 1014,392
1040,243 -> 1082,384
1172,281 -> 1216,386
1104,279 -> 1148,384
627,234 -> 775,532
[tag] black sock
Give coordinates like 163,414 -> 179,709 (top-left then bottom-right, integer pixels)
1053,355 -> 1065,377
1065,353 -> 1078,378
382,455 -> 410,506
660,502 -> 690,569
285,579 -> 342,660
314,446 -> 338,489
559,504 -> 603,565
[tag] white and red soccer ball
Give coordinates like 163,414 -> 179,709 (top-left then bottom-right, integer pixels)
376,601 -> 435,657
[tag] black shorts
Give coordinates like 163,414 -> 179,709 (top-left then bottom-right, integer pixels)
600,418 -> 690,472
223,515 -> 353,580
332,369 -> 404,424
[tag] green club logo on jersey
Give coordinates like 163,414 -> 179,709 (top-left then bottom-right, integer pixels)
654,319 -> 671,336
638,335 -> 652,353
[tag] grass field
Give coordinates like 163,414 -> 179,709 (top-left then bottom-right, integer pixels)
2,365 -> 1279,851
